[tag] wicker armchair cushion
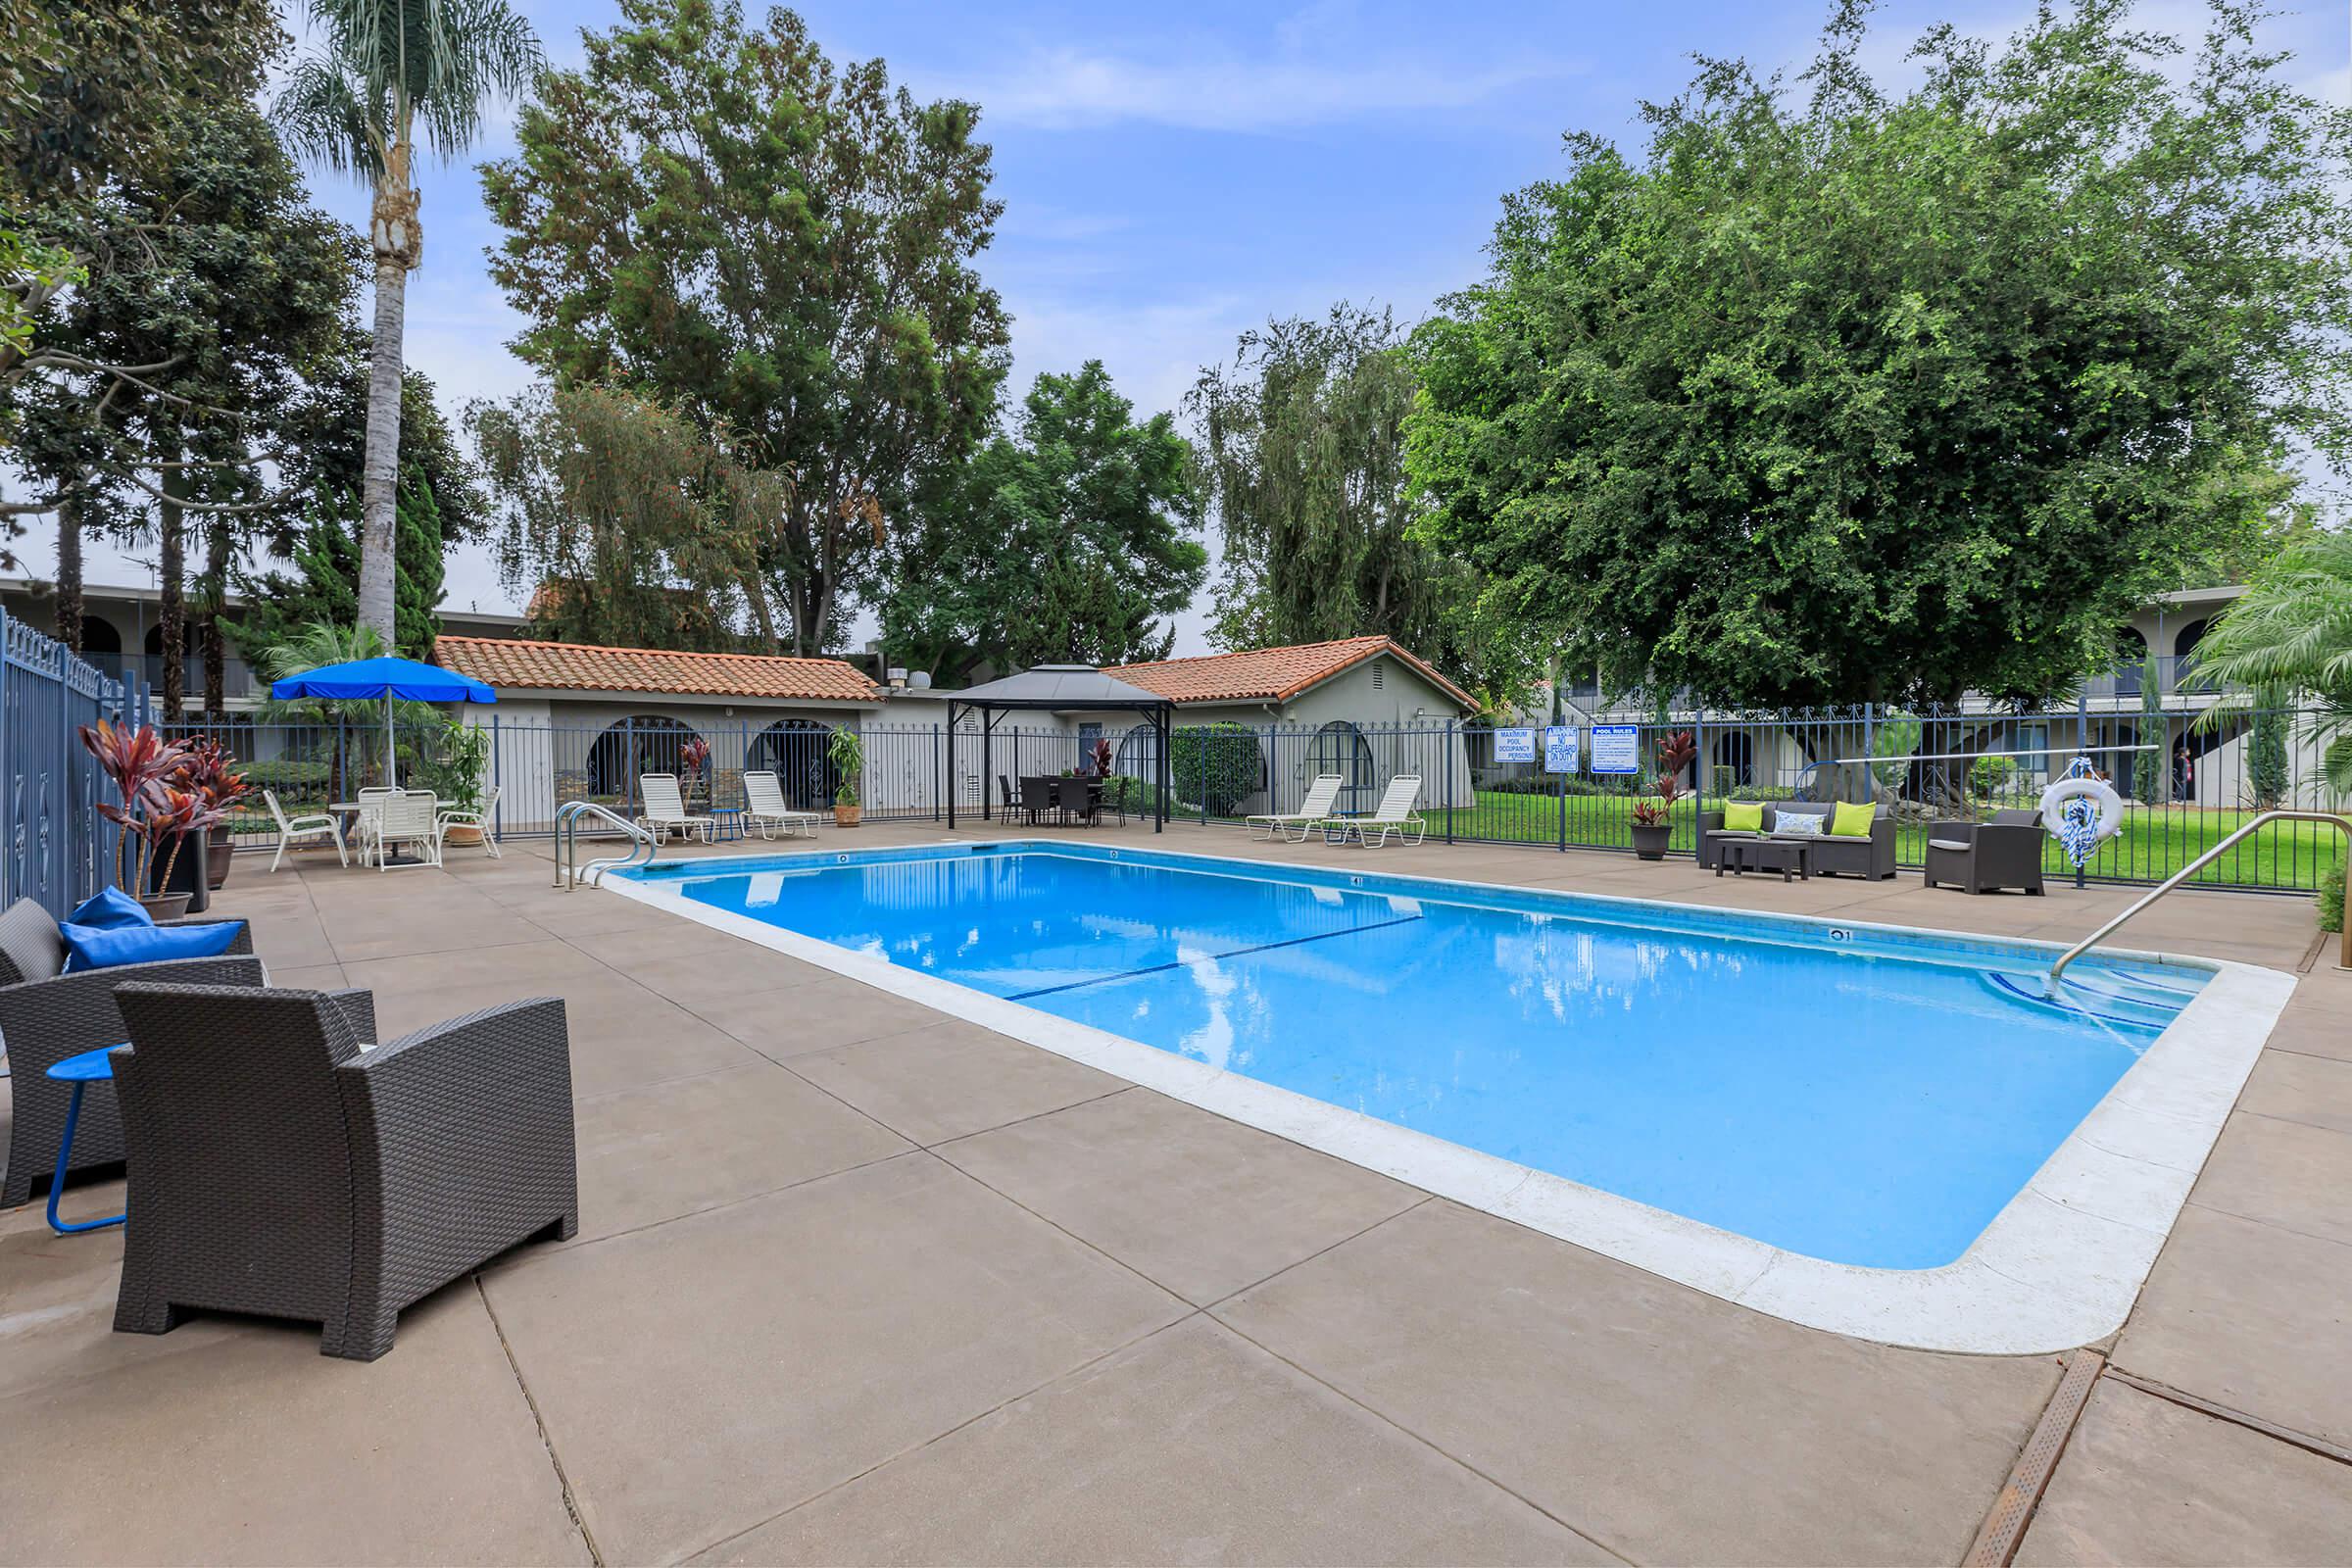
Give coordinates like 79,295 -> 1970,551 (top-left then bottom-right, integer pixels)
0,898 -> 71,987
69,885 -> 152,932
62,918 -> 245,973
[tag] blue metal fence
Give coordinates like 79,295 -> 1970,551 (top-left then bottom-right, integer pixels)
0,609 -> 146,918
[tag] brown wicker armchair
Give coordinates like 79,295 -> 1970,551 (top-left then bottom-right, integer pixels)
0,897 -> 260,1207
108,983 -> 578,1361
1922,808 -> 2047,895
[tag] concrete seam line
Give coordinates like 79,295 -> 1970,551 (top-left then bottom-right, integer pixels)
476,1275 -> 605,1568
2103,1366 -> 2352,1469
1964,1347 -> 2105,1568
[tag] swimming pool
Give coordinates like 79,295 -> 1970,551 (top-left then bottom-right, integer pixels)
609,840 -> 2293,1351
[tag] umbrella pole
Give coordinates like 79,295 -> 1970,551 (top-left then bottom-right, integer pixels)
385,698 -> 398,790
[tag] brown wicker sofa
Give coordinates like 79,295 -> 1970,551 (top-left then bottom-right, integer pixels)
0,896 -> 260,1207
109,983 -> 578,1361
1694,801 -> 1898,879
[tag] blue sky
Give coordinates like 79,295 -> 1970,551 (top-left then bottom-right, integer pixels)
41,0 -> 2351,651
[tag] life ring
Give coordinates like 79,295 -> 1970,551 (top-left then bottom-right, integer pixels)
2039,775 -> 2124,842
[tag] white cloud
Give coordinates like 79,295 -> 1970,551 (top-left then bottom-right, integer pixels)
956,45 -> 1587,133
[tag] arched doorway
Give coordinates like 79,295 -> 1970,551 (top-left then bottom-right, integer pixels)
749,719 -> 839,808
1305,720 -> 1375,811
2113,628 -> 2147,697
2173,619 -> 2211,694
585,715 -> 698,799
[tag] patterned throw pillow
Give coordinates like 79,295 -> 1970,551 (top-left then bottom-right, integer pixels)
1775,810 -> 1828,838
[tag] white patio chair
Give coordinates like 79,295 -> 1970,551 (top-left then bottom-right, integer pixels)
262,788 -> 347,873
1247,773 -> 1347,842
369,792 -> 442,870
742,770 -> 823,839
638,773 -> 710,843
436,785 -> 502,859
1320,774 -> 1426,848
351,786 -> 402,867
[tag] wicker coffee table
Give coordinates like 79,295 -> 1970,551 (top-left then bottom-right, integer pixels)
1717,836 -> 1811,883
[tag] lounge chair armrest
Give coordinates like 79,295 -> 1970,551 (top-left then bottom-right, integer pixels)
0,955 -> 268,1075
325,988 -> 377,1047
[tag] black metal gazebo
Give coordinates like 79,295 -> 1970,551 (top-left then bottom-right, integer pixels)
945,664 -> 1173,832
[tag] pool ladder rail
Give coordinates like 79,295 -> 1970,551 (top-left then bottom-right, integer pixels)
554,800 -> 660,891
2045,808 -> 2351,996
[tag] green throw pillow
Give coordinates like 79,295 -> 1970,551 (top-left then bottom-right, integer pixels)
1723,801 -> 1764,832
1830,801 -> 1876,838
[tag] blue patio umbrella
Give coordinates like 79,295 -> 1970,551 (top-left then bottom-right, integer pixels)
270,656 -> 495,788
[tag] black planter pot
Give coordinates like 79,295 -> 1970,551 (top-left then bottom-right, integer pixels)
1629,823 -> 1674,862
206,824 -> 234,891
148,829 -> 211,914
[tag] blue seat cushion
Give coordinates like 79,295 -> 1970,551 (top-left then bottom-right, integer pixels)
61,919 -> 243,973
66,885 -> 153,932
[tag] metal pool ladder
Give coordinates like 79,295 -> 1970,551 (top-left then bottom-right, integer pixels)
554,801 -> 659,891
2045,808 -> 2351,995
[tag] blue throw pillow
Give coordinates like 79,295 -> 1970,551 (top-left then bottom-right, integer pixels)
61,919 -> 242,973
66,885 -> 153,932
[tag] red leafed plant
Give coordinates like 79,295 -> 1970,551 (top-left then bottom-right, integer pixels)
1631,729 -> 1698,830
140,780 -> 228,896
167,738 -> 251,813
1090,736 -> 1113,776
80,719 -> 188,891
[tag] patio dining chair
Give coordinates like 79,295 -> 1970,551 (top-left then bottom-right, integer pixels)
109,982 -> 578,1361
365,792 -> 442,870
262,789 -> 347,873
436,785 -> 501,859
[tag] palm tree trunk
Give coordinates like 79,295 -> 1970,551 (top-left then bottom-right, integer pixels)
55,492 -> 82,652
201,514 -> 230,717
159,445 -> 185,718
360,151 -> 421,649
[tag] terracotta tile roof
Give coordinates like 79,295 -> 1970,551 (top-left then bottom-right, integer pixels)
1107,636 -> 1477,711
433,636 -> 880,703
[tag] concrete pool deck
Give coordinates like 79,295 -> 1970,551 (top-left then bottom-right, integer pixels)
3,820 -> 2349,1564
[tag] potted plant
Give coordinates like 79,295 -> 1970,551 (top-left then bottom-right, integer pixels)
419,720 -> 494,844
828,725 -> 863,827
141,782 -> 228,915
679,735 -> 712,808
167,739 -> 252,890
81,719 -> 192,915
1629,729 -> 1696,861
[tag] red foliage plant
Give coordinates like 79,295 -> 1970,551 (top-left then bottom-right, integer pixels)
79,720 -> 188,890
1631,729 -> 1698,829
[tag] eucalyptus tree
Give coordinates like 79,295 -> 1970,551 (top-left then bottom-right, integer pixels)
274,0 -> 543,647
483,0 -> 1010,655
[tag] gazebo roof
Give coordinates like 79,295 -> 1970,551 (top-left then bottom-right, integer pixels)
951,664 -> 1172,710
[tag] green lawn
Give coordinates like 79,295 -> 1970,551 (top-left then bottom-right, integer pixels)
1421,790 -> 2341,892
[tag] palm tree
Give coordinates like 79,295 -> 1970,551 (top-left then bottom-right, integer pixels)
275,0 -> 541,647
2192,529 -> 2352,798
252,619 -> 441,797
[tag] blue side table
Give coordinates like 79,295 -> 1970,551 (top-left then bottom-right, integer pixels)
707,807 -> 746,843
45,1045 -> 128,1234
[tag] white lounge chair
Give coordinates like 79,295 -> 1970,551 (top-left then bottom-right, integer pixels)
1248,773 -> 1347,842
743,770 -> 823,839
436,785 -> 502,859
1320,774 -> 1426,847
263,788 -> 347,872
638,773 -> 710,843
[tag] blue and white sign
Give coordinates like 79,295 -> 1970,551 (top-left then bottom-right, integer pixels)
1493,728 -> 1537,763
1592,724 -> 1642,775
1543,725 -> 1577,773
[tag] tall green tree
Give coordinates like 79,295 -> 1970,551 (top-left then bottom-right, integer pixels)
483,0 -> 1011,654
12,101 -> 354,713
274,0 -> 542,648
882,362 -> 1207,682
466,380 -> 778,653
1408,0 -> 2352,710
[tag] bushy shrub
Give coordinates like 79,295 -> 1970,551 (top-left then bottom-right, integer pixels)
1169,724 -> 1263,815
1969,755 -> 2015,799
238,759 -> 332,796
2321,863 -> 2343,935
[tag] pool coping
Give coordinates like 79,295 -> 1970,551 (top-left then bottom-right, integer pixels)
597,838 -> 2299,1355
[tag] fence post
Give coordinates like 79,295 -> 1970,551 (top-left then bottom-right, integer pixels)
491,711 -> 502,843
1446,719 -> 1456,845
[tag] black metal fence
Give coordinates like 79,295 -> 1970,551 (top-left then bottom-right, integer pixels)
1,609 -> 146,919
157,695 -> 2341,894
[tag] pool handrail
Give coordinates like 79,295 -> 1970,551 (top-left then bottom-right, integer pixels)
2045,808 -> 2351,994
555,800 -> 659,890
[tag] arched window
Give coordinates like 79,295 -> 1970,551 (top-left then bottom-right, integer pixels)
79,618 -> 122,655
2114,628 -> 2147,697
585,715 -> 697,799
1711,732 -> 1754,788
2173,618 -> 2212,694
1305,720 -> 1375,810
748,718 -> 838,808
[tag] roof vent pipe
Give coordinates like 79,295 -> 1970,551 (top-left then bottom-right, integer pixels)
908,670 -> 932,690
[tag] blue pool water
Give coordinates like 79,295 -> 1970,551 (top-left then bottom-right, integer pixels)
631,844 -> 2205,1269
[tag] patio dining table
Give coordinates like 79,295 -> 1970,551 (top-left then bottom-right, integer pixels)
1020,776 -> 1102,827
